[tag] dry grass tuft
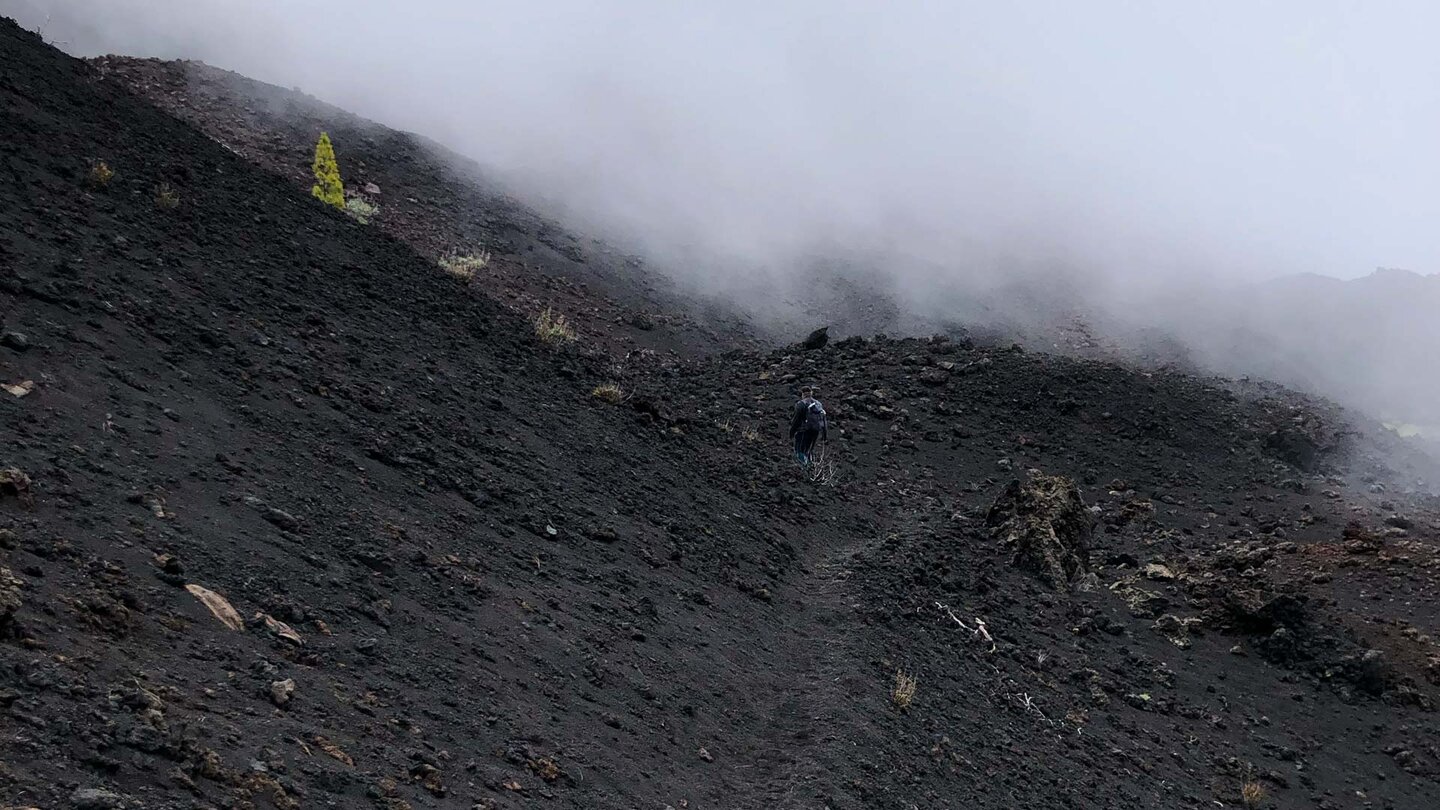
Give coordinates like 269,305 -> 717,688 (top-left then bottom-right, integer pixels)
892,669 -> 918,710
591,383 -> 625,404
1240,779 -> 1266,808
534,307 -> 576,345
153,183 -> 180,209
439,250 -> 491,282
88,160 -> 114,188
528,756 -> 561,782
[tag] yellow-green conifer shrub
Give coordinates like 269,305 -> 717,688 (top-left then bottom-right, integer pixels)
311,132 -> 345,209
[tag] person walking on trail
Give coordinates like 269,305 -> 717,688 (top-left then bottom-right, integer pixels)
789,386 -> 828,464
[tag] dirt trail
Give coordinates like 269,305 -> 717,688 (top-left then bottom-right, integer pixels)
744,525 -> 882,808
739,465 -> 950,809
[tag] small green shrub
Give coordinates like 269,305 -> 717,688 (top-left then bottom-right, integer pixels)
344,195 -> 379,224
310,132 -> 344,209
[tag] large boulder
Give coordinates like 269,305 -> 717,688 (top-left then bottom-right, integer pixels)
986,473 -> 1093,589
798,326 -> 829,351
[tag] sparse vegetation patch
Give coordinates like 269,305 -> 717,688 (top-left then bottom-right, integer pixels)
153,183 -> 179,209
344,194 -> 379,224
892,669 -> 918,709
1240,779 -> 1266,808
534,307 -> 576,345
591,383 -> 625,404
439,250 -> 491,282
87,160 -> 113,188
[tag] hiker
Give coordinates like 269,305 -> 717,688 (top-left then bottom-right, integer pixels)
789,386 -> 828,464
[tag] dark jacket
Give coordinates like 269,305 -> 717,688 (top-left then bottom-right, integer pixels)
789,397 -> 828,437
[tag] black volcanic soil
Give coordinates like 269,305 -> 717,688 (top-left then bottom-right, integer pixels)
4,18 -> 1440,810
89,53 -> 759,360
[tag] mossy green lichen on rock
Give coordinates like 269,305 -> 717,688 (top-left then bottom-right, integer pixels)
985,471 -> 1093,589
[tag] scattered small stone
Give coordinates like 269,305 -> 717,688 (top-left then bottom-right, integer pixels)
313,735 -> 354,766
585,526 -> 620,544
243,496 -> 301,532
185,584 -> 244,631
1,332 -> 30,352
154,554 -> 184,575
269,678 -> 296,707
918,367 -> 949,386
697,746 -> 714,762
0,468 -> 33,505
3,379 -> 35,397
958,356 -> 993,374
253,612 -> 304,645
0,567 -> 24,625
1142,563 -> 1176,581
410,762 -> 446,796
69,787 -> 126,810
528,756 -> 561,781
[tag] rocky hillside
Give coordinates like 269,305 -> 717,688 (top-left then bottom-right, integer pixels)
3,18 -> 1440,810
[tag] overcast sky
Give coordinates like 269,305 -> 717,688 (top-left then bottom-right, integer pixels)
9,1 -> 1440,285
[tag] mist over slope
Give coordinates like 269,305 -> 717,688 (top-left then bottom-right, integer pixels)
23,1 -> 1440,281
11,1 -> 1440,428
1126,268 -> 1440,428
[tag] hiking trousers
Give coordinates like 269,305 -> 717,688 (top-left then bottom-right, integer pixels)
794,429 -> 820,462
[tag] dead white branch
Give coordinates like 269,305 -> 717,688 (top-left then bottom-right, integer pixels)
806,440 -> 841,486
1005,691 -> 1055,726
935,601 -> 996,652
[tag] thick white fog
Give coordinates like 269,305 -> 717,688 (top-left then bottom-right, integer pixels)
12,1 -> 1440,279
7,0 -> 1440,423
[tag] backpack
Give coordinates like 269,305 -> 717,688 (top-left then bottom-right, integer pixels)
804,398 -> 827,432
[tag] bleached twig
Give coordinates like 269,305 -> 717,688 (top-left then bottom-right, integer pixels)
934,604 -> 1083,733
1005,691 -> 1055,725
807,440 -> 841,487
935,601 -> 996,652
